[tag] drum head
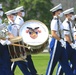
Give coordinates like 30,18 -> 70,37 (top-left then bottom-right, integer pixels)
19,20 -> 49,46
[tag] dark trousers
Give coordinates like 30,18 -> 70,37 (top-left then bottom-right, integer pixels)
0,44 -> 13,75
26,55 -> 37,75
12,61 -> 31,75
12,55 -> 37,75
56,42 -> 76,75
46,38 -> 74,75
56,62 -> 75,75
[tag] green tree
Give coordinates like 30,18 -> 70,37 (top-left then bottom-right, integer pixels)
20,0 -> 53,29
1,0 -> 53,30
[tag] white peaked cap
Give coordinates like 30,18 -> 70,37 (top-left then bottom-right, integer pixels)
0,4 -> 2,9
5,9 -> 16,15
15,6 -> 24,13
74,15 -> 76,18
63,8 -> 74,15
50,3 -> 62,12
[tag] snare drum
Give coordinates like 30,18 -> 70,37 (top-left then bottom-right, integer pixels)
8,37 -> 27,62
19,20 -> 49,54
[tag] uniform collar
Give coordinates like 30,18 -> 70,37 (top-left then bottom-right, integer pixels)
17,15 -> 22,19
53,16 -> 58,18
53,16 -> 59,20
65,18 -> 71,22
65,18 -> 69,21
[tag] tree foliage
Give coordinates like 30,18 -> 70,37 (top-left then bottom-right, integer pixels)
2,0 -> 53,29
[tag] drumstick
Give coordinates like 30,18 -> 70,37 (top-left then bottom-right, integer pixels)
10,43 -> 31,50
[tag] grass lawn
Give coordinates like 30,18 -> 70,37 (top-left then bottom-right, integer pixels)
14,53 -> 58,75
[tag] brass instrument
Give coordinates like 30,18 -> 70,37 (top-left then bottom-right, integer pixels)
0,18 -> 9,39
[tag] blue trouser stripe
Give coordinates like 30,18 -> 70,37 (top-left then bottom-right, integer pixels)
46,39 -> 57,75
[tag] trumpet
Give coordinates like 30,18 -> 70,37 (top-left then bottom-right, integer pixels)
0,18 -> 9,39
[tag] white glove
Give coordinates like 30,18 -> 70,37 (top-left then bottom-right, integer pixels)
59,39 -> 66,48
0,40 -> 7,45
5,36 -> 9,39
5,39 -> 11,45
70,43 -> 76,49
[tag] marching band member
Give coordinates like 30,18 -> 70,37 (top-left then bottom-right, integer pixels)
73,16 -> 76,75
0,4 -> 13,75
46,4 -> 74,75
56,8 -> 76,75
14,6 -> 25,26
74,15 -> 76,39
5,9 -> 19,37
5,9 -> 31,75
14,6 -> 38,75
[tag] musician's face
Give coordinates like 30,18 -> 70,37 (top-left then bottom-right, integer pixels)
17,12 -> 22,17
7,15 -> 14,21
69,14 -> 74,20
55,10 -> 63,17
57,10 -> 62,15
65,14 -> 73,20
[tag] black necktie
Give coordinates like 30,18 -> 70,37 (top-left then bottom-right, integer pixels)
67,21 -> 74,43
57,18 -> 61,38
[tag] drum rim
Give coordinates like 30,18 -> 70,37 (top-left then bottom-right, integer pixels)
19,19 -> 49,29
11,55 -> 26,62
10,36 -> 22,43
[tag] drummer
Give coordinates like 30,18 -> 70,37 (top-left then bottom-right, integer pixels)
5,9 -> 31,75
0,4 -> 13,75
14,6 -> 38,75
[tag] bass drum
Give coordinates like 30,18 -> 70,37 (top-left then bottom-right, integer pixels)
19,20 -> 49,54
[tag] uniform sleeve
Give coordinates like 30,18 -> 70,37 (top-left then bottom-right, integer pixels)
11,26 -> 18,37
15,18 -> 24,25
51,20 -> 57,31
73,27 -> 76,36
15,19 -> 21,25
7,24 -> 12,33
63,22 -> 70,35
